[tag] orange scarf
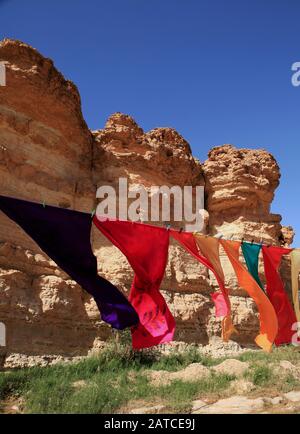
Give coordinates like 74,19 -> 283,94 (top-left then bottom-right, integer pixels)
195,235 -> 237,342
220,240 -> 278,352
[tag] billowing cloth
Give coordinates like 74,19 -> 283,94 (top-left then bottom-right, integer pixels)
0,195 -> 139,330
220,240 -> 278,352
93,217 -> 175,349
291,250 -> 300,322
171,231 -> 236,342
262,246 -> 296,346
241,242 -> 264,289
194,235 -> 237,341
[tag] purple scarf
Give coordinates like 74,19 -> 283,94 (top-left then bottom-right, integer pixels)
0,195 -> 139,330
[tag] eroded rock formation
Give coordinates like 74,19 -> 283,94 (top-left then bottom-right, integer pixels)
0,39 -> 104,363
0,39 -> 295,366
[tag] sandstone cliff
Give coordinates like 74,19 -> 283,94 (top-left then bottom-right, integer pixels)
0,39 -> 294,367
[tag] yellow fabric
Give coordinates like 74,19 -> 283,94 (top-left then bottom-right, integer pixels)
291,250 -> 300,322
220,239 -> 278,352
194,235 -> 237,342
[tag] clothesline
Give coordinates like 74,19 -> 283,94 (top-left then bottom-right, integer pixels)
1,194 -> 296,250
94,216 -> 300,351
97,217 -> 296,251
1,194 -> 300,353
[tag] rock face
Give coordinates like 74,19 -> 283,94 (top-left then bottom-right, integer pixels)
0,39 -> 106,362
0,39 -> 295,366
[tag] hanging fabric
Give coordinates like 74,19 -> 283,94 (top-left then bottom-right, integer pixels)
0,195 -> 139,330
262,246 -> 296,346
241,242 -> 264,289
171,231 -> 236,342
93,217 -> 175,349
194,234 -> 237,341
291,250 -> 300,322
220,240 -> 278,352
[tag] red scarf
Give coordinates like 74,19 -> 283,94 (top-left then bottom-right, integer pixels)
93,217 -> 175,349
262,246 -> 296,346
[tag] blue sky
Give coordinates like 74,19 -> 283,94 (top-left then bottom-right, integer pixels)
1,0 -> 299,245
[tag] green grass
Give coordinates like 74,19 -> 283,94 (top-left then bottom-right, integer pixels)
1,344 -> 300,414
237,345 -> 300,364
0,344 -> 233,414
153,373 -> 235,413
249,365 -> 273,386
240,346 -> 300,395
